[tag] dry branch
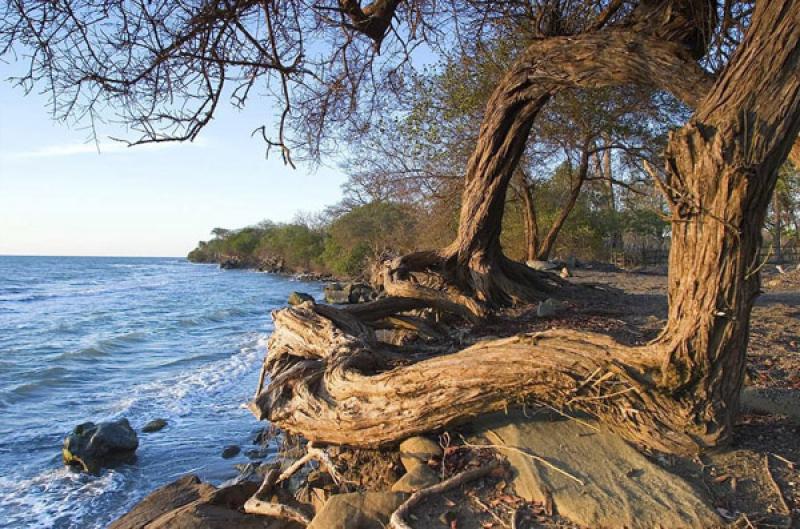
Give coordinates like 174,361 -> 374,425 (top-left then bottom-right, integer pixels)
389,460 -> 501,529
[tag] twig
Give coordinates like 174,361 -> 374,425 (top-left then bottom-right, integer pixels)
469,493 -> 511,528
763,454 -> 791,515
243,496 -> 312,525
465,433 -> 585,486
273,442 -> 346,487
535,401 -> 600,432
741,512 -> 756,529
770,453 -> 796,470
389,460 -> 500,529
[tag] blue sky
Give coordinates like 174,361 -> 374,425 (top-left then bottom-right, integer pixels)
0,69 -> 347,257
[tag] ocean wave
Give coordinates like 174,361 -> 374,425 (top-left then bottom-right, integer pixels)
2,367 -> 72,400
54,332 -> 148,361
54,346 -> 109,361
108,333 -> 268,418
177,306 -> 255,327
0,466 -> 127,529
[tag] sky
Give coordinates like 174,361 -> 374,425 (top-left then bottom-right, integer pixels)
0,69 -> 347,257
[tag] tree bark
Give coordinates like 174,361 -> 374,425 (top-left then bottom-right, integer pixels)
513,169 -> 540,262
651,0 -> 800,446
253,0 -> 800,456
420,20 -> 714,305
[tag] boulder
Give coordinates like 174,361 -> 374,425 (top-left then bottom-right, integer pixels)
109,475 -> 297,529
323,283 -> 351,304
63,418 -> 138,474
222,445 -> 241,459
142,419 -> 167,433
307,492 -> 407,529
398,435 -> 442,472
323,282 -> 376,304
219,258 -> 242,270
472,413 -> 721,529
391,464 -> 439,493
287,292 -> 315,306
348,283 -> 375,304
537,298 -> 565,317
526,260 -> 559,271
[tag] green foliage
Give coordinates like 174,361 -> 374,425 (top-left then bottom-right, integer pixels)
188,201 -> 418,278
322,202 -> 418,277
258,224 -> 325,271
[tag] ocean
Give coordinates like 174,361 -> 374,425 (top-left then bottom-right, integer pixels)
0,256 -> 320,529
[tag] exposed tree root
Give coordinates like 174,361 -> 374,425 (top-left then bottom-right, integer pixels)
383,249 -> 568,315
251,301 -> 725,456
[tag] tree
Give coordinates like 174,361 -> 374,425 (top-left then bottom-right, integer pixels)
322,201 -> 418,276
253,0 -> 800,456
5,1 -> 800,457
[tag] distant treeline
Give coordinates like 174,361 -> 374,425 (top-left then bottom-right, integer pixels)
188,188 -> 675,279
187,201 -> 418,278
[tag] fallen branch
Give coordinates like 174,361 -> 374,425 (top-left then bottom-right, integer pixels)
763,454 -> 791,515
244,442 -> 348,524
389,460 -> 501,529
243,497 -> 312,525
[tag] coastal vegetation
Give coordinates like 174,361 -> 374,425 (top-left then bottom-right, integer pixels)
4,1 -> 800,527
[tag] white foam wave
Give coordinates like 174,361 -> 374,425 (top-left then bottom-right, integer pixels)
0,467 -> 126,529
109,332 -> 269,418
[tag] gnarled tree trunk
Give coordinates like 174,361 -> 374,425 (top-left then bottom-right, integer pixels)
390,4 -> 715,307
252,0 -> 800,456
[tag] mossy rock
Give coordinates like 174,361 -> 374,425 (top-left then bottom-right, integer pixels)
288,292 -> 315,306
63,418 -> 138,474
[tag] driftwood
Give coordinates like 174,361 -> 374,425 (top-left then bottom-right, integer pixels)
243,443 -> 344,525
251,300 -> 698,454
243,498 -> 311,525
389,460 -> 501,529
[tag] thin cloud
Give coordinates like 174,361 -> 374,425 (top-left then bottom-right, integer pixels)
1,138 -> 208,161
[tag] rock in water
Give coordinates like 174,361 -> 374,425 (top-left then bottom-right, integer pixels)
221,445 -> 241,459
323,282 -> 376,304
142,418 -> 167,433
63,418 -> 138,474
287,291 -> 315,306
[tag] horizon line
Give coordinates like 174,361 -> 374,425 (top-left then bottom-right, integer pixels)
0,254 -> 186,259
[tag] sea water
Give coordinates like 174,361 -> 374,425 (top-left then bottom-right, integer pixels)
0,256 -> 320,528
